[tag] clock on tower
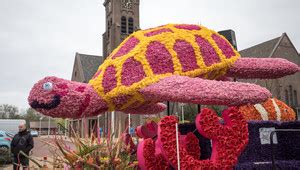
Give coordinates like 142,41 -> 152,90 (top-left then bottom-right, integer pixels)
121,0 -> 133,9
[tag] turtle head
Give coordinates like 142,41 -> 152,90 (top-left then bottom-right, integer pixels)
28,76 -> 108,118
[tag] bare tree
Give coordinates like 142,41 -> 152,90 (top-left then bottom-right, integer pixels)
0,104 -> 19,118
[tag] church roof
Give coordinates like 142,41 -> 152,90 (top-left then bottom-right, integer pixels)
239,36 -> 281,57
239,33 -> 299,58
73,53 -> 103,83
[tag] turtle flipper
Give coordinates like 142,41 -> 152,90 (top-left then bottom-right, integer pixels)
140,75 -> 271,106
122,102 -> 166,114
227,58 -> 300,79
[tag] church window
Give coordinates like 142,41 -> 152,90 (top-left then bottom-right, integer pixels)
121,16 -> 127,34
294,90 -> 298,106
289,85 -> 294,106
285,89 -> 290,105
128,17 -> 134,34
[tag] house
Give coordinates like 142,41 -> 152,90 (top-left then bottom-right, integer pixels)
30,121 -> 57,135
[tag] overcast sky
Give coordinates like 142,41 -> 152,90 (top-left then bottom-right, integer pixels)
0,0 -> 299,112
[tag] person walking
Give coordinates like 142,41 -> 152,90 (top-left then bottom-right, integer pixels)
11,123 -> 34,170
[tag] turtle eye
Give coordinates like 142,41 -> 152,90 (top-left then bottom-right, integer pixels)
43,82 -> 53,91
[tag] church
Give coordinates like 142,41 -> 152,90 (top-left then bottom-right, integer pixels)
68,0 -> 300,137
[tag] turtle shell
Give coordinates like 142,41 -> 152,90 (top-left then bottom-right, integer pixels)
88,24 -> 240,110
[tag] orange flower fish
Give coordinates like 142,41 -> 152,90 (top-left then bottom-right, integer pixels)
239,98 -> 296,121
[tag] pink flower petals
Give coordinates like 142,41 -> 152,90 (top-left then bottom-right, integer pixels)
212,34 -> 235,58
144,28 -> 173,37
174,40 -> 199,72
228,57 -> 300,79
102,65 -> 117,93
195,35 -> 221,66
121,57 -> 146,86
28,76 -> 108,118
146,41 -> 174,74
112,37 -> 140,59
175,24 -> 201,30
141,75 -> 271,106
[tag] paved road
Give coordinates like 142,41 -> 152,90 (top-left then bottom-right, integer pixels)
32,137 -> 53,158
0,136 -> 74,169
32,136 -> 75,157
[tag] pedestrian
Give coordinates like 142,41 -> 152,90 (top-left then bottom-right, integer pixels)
11,123 -> 34,170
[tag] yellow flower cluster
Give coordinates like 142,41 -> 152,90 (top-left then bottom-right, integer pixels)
88,24 -> 240,111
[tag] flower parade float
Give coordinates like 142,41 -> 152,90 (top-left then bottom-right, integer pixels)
137,107 -> 249,169
28,24 -> 300,169
239,98 -> 296,121
236,98 -> 299,169
28,24 -> 299,118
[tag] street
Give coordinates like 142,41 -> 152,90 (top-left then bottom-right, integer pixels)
0,136 -> 73,169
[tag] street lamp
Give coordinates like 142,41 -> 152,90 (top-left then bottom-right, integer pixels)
111,111 -> 115,135
64,119 -> 68,137
39,117 -> 44,136
128,114 -> 131,134
97,115 -> 101,130
179,103 -> 185,123
48,117 -> 51,138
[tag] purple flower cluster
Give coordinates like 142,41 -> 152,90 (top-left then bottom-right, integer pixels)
238,121 -> 300,163
236,160 -> 300,170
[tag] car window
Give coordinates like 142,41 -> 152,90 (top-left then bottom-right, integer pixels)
0,134 -> 3,137
6,133 -> 14,138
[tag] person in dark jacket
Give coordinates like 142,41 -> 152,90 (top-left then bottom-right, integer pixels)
11,123 -> 34,170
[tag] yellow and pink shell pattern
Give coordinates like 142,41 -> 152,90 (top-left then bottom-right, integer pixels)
88,24 -> 240,111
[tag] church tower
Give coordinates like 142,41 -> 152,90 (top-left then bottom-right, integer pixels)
102,0 -> 141,137
103,0 -> 140,59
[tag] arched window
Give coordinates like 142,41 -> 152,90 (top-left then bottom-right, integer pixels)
128,17 -> 134,34
289,85 -> 294,106
285,89 -> 290,105
294,90 -> 298,106
121,16 -> 127,34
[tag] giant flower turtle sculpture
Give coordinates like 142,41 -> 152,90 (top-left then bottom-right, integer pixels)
28,24 -> 299,118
